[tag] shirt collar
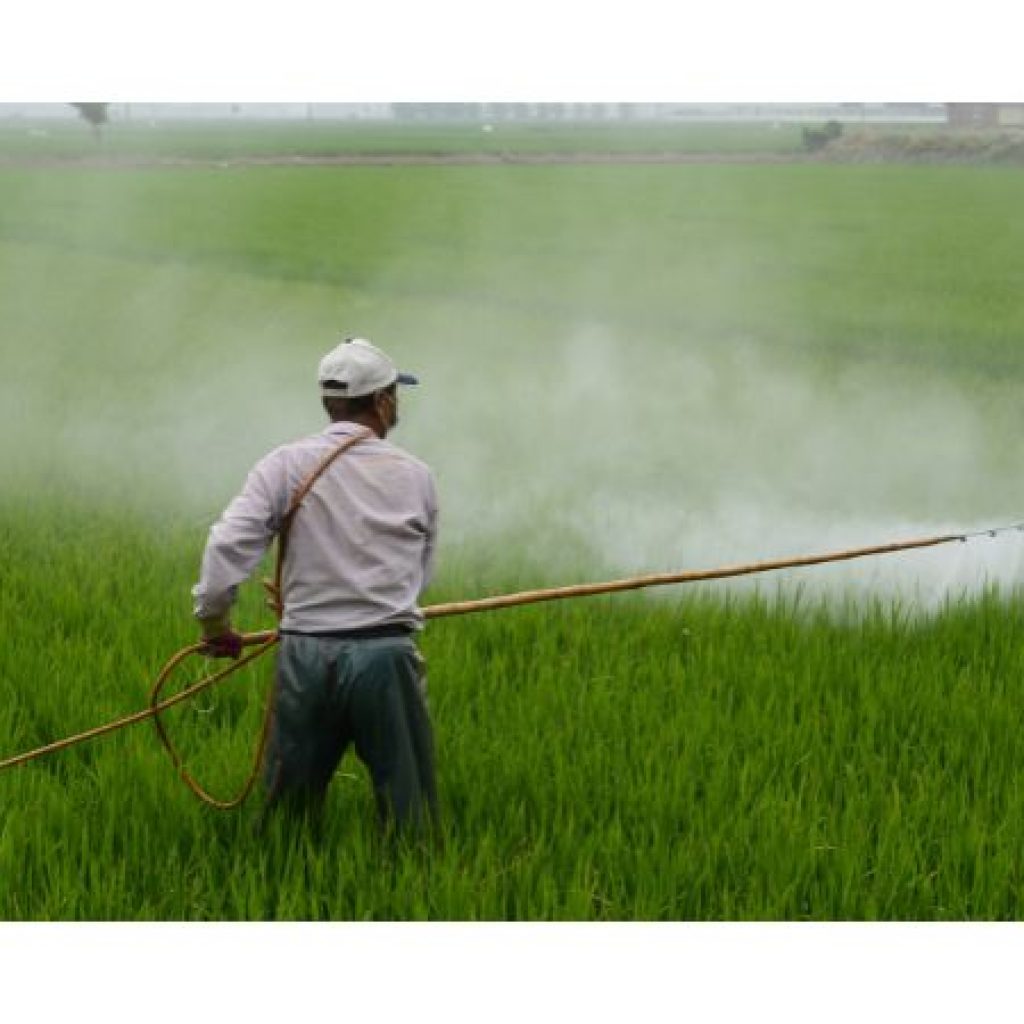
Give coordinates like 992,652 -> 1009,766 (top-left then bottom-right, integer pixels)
324,421 -> 378,440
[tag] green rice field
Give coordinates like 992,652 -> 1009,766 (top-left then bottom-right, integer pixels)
0,115 -> 808,160
2,119 -> 1024,920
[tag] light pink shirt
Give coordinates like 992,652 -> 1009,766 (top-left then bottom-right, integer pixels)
192,422 -> 438,632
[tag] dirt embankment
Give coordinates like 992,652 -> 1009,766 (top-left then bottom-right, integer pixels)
0,151 -> 813,169
4,135 -> 1024,169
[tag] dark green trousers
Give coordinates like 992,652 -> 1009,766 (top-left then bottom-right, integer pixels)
262,632 -> 438,831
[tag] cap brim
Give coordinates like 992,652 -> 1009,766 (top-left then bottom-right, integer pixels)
396,372 -> 419,386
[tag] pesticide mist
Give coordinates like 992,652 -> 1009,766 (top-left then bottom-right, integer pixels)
406,319 -> 1024,609
1,156 -> 1023,613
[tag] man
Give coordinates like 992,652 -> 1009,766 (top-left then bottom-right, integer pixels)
191,336 -> 439,832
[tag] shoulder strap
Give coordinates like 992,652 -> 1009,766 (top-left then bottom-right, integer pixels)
264,428 -> 373,619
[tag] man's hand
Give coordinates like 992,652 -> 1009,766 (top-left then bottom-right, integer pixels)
197,613 -> 244,659
199,631 -> 244,659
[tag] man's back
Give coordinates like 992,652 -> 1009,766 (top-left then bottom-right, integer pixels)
192,422 -> 437,635
274,422 -> 437,632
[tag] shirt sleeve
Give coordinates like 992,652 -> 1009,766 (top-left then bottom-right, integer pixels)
420,468 -> 440,592
191,451 -> 289,621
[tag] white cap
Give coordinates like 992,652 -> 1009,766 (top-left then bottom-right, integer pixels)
318,337 -> 419,398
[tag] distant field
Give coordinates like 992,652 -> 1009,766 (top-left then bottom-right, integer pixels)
2,142 -> 1024,920
0,117 -> 813,160
3,116 -> 994,166
2,159 -> 1022,376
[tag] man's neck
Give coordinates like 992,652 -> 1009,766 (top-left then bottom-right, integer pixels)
332,413 -> 384,439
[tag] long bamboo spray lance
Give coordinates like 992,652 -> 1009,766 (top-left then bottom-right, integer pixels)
2,521 -> 1022,775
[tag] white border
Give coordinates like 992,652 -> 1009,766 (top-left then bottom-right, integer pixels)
4,923 -> 1024,1023
2,2 -> 1021,100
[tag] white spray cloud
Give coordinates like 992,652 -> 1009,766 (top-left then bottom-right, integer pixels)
3,169 -> 1022,616
403,319 -> 1024,610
